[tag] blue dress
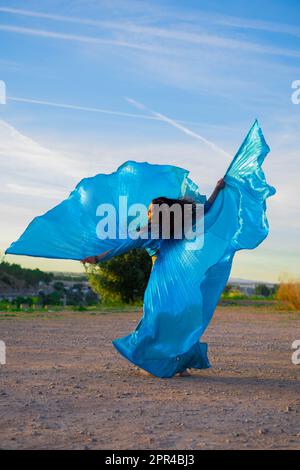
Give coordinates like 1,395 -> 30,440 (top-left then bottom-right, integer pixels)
6,120 -> 276,377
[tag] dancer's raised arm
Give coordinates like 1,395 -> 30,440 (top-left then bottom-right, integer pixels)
205,178 -> 225,212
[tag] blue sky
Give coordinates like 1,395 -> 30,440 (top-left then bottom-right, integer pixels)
0,0 -> 300,282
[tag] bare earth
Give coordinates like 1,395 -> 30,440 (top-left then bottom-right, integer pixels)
0,306 -> 299,450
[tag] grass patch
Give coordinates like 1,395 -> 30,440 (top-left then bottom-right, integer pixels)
0,303 -> 141,320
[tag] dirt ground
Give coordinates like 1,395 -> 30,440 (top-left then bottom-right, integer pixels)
0,306 -> 299,450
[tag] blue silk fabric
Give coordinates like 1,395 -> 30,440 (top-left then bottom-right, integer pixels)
6,121 -> 276,377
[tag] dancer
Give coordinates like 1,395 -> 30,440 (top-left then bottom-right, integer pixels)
6,121 -> 275,378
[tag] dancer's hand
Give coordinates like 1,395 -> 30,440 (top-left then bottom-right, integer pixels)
81,255 -> 98,264
216,178 -> 225,190
81,250 -> 111,264
207,178 -> 226,209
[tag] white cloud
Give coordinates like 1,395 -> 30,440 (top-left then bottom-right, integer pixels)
0,119 -> 85,178
1,6 -> 300,59
0,24 -> 171,54
218,15 -> 300,39
1,183 -> 67,200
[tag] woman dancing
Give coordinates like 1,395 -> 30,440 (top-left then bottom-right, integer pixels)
6,121 -> 275,378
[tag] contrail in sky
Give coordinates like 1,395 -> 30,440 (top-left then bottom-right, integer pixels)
7,96 -> 156,120
125,97 -> 230,157
7,95 -> 225,129
7,95 -> 230,157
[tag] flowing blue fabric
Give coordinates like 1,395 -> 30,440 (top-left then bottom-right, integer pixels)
6,120 -> 275,377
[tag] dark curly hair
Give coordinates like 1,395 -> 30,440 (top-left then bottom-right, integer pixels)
149,196 -> 197,240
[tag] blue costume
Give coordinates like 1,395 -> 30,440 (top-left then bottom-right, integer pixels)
6,121 -> 275,377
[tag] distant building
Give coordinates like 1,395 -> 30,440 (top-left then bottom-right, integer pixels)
0,279 -> 90,301
228,278 -> 277,296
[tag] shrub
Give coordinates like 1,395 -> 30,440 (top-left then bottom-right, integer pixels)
277,281 -> 300,310
85,249 -> 152,304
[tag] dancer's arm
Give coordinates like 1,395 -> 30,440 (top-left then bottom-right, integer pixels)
82,249 -> 111,264
205,178 -> 225,212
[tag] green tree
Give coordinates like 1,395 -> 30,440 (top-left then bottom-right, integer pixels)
85,249 -> 152,304
255,284 -> 271,297
53,281 -> 65,292
38,291 -> 63,306
0,261 -> 53,286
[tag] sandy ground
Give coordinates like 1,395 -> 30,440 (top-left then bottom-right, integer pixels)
0,305 -> 299,450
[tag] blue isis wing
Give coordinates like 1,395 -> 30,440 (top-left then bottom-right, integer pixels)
6,161 -> 192,260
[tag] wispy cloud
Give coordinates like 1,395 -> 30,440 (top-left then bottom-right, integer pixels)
0,6 -> 118,28
218,15 -> 300,39
0,119 -> 85,182
1,183 -> 66,200
1,7 -> 300,59
1,4 -> 299,109
0,24 -> 167,54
